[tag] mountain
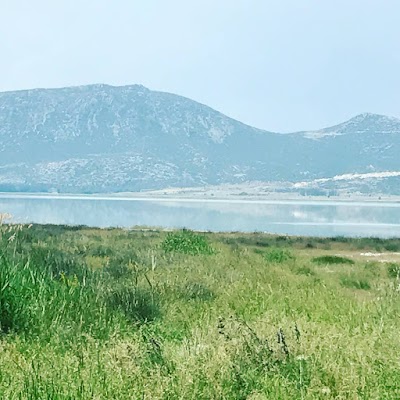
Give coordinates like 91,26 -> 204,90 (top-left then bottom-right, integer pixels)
287,113 -> 400,184
298,113 -> 400,139
0,84 -> 399,194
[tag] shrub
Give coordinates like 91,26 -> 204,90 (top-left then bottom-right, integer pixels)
162,230 -> 215,255
312,255 -> 354,265
264,248 -> 294,263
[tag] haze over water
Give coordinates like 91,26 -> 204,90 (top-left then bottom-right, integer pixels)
1,195 -> 400,238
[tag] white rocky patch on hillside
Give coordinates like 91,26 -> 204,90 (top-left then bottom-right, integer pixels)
294,171 -> 400,188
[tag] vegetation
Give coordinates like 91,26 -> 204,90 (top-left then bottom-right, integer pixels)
264,247 -> 294,263
312,255 -> 355,265
1,223 -> 400,399
387,262 -> 400,279
162,229 -> 215,255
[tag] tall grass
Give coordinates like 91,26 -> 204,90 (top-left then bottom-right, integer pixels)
1,223 -> 400,398
162,229 -> 215,255
312,255 -> 355,265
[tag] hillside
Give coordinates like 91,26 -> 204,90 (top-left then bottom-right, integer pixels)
0,84 -> 399,193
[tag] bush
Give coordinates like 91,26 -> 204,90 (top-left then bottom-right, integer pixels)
312,255 -> 354,265
264,248 -> 294,263
162,230 -> 215,255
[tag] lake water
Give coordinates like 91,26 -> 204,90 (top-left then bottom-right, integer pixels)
1,194 -> 400,238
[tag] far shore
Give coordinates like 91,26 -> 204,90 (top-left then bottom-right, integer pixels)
1,191 -> 400,206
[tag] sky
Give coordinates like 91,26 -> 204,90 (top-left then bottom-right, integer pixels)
1,0 -> 399,132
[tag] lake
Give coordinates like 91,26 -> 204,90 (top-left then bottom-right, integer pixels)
1,194 -> 400,237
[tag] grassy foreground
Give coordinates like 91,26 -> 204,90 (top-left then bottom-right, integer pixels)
1,224 -> 400,399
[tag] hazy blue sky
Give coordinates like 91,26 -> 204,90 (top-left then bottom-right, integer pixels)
1,0 -> 399,132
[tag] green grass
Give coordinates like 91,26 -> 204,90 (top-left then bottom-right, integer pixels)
1,224 -> 400,398
264,247 -> 294,263
340,274 -> 371,290
162,229 -> 215,255
387,262 -> 400,279
312,255 -> 355,265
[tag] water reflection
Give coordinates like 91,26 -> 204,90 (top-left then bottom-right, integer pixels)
0,196 -> 400,238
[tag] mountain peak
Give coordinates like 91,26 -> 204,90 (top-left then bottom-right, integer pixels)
0,83 -> 153,97
300,112 -> 400,139
349,112 -> 400,123
81,83 -> 150,91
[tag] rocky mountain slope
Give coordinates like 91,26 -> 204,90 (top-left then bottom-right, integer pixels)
0,84 -> 399,193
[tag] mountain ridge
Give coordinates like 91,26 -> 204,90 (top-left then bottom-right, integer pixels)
294,113 -> 400,139
0,84 -> 399,194
3,83 -> 397,135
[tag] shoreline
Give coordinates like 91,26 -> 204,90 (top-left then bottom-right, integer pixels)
1,191 -> 400,206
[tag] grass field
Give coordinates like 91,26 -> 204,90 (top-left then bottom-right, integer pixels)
1,222 -> 400,399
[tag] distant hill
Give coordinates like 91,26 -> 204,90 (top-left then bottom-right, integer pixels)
0,84 -> 399,194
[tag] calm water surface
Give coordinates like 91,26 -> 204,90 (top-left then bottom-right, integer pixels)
1,194 -> 400,238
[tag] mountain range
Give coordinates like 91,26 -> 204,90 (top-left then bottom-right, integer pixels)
0,84 -> 399,195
